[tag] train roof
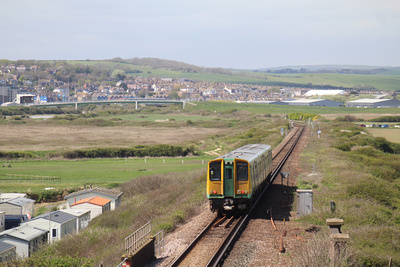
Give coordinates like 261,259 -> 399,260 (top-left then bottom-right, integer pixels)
216,144 -> 271,162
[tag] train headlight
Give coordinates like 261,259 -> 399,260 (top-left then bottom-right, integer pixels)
237,190 -> 241,194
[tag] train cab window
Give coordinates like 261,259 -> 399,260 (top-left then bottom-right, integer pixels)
236,162 -> 248,181
225,168 -> 233,179
209,162 -> 221,181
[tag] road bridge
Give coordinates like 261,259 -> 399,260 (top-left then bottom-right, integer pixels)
29,99 -> 188,109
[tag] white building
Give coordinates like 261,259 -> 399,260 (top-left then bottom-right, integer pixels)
0,197 -> 35,218
70,197 -> 111,219
0,225 -> 48,258
64,187 -> 123,211
23,211 -> 77,243
59,209 -> 91,233
303,90 -> 345,96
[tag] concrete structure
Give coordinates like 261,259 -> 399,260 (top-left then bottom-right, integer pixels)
59,209 -> 91,232
0,197 -> 34,218
15,94 -> 35,104
70,197 -> 111,219
0,241 -> 16,263
64,187 -> 123,210
23,211 -> 77,243
345,98 -> 400,108
287,99 -> 343,107
0,225 -> 48,258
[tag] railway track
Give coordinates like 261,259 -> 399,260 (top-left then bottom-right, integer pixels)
168,125 -> 305,267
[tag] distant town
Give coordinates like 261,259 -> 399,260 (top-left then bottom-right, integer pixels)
1,62 -> 399,108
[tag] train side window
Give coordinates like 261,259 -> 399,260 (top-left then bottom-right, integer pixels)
236,162 -> 248,181
209,162 -> 221,181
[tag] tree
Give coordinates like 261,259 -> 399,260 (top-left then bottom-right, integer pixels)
119,82 -> 128,91
111,69 -> 126,80
169,91 -> 180,99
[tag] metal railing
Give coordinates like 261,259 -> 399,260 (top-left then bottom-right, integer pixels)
154,229 -> 164,258
125,221 -> 152,255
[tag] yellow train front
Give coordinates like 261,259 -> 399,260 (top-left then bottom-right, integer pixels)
207,144 -> 273,213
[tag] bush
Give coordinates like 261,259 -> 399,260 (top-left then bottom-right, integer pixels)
335,115 -> 356,122
335,142 -> 356,151
0,151 -> 35,159
347,179 -> 399,208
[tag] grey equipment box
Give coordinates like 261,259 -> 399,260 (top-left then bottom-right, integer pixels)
296,189 -> 313,217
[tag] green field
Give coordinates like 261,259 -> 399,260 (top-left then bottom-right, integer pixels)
189,101 -> 400,115
366,128 -> 400,143
0,157 -> 213,192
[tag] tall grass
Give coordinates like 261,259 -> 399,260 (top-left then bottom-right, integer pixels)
297,121 -> 400,266
15,169 -> 207,266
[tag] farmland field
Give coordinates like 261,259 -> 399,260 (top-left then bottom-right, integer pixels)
365,128 -> 400,143
0,124 -> 226,151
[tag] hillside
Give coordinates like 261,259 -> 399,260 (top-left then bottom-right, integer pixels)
2,58 -> 400,91
68,58 -> 400,91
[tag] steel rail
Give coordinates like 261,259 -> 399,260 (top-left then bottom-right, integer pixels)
169,125 -> 305,267
206,125 -> 305,267
168,215 -> 220,267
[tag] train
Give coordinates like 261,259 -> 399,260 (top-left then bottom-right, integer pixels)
207,144 -> 273,214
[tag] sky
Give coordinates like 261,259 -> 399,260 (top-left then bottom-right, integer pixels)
1,0 -> 400,69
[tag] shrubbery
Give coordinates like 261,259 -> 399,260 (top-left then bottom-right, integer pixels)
370,115 -> 400,122
0,106 -> 80,116
334,130 -> 400,154
0,151 -> 34,159
61,144 -> 198,159
288,112 -> 319,121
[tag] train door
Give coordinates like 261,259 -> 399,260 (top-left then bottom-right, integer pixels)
223,163 -> 234,197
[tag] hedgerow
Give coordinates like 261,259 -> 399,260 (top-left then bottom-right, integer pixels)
61,144 -> 198,159
0,151 -> 35,159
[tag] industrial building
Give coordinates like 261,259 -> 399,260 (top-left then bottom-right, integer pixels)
345,99 -> 400,108
286,99 -> 344,107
